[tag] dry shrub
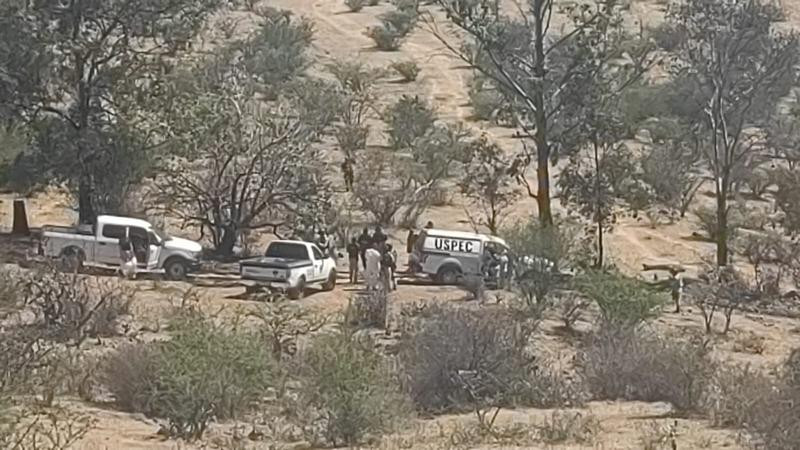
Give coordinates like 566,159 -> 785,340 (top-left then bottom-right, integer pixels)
345,0 -> 365,12
390,60 -> 420,82
577,328 -> 713,413
102,343 -> 160,413
0,405 -> 95,450
638,420 -> 678,450
694,205 -> 742,242
20,267 -> 134,342
346,289 -> 388,329
706,354 -> 800,449
536,410 -> 600,444
398,305 -> 580,414
294,329 -> 411,446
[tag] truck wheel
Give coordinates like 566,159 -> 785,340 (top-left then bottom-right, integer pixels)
59,248 -> 84,273
288,276 -> 306,300
164,258 -> 188,281
322,270 -> 337,291
436,265 -> 462,285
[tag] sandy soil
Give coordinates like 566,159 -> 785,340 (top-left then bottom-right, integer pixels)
2,0 -> 799,449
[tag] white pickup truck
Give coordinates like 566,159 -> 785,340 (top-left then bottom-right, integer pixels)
239,240 -> 337,299
40,215 -> 203,280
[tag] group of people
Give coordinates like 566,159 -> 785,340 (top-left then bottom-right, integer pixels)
482,244 -> 511,287
346,226 -> 397,292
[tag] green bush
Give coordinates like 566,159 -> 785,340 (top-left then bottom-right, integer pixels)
367,24 -> 404,51
574,270 -> 665,328
384,94 -> 436,150
103,316 -> 274,440
468,75 -> 511,124
382,6 -> 418,36
390,60 -> 420,82
296,329 -> 410,446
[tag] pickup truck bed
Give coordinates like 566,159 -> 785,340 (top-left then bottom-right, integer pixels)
240,257 -> 312,269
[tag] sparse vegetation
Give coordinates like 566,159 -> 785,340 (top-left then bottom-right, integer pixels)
102,315 -> 274,439
398,305 -> 579,414
345,0 -> 366,12
295,329 -> 411,446
577,327 -> 713,413
390,60 -> 420,82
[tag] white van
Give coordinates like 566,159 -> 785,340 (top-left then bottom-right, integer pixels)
410,229 -> 508,284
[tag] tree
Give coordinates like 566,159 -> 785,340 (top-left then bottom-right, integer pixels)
667,0 -> 800,266
504,217 -> 587,310
154,55 -> 330,256
430,0 -> 639,226
640,139 -> 703,218
459,135 -> 520,233
0,0 -> 229,223
557,0 -> 654,267
352,149 -> 432,226
384,95 -> 436,151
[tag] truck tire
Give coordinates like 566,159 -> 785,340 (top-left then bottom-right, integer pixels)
164,258 -> 189,281
322,270 -> 337,291
436,264 -> 462,285
59,247 -> 84,273
288,276 -> 306,300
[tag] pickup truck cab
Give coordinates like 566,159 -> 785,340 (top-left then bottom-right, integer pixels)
240,240 -> 337,299
40,215 -> 203,280
410,228 -> 509,284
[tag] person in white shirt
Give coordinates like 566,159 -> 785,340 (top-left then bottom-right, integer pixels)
364,244 -> 382,291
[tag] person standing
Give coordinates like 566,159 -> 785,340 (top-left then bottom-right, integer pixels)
365,243 -> 382,291
118,235 -> 137,279
346,237 -> 360,284
381,243 -> 397,291
372,225 -> 387,251
341,157 -> 354,192
357,227 -> 372,270
317,230 -> 330,255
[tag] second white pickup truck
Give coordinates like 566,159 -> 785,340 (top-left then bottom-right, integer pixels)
240,240 -> 337,299
40,215 -> 203,280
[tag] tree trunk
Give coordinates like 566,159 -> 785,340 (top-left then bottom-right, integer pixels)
716,177 -> 729,266
217,226 -> 239,257
78,178 -> 95,225
594,138 -> 603,268
12,199 -> 30,235
532,0 -> 553,228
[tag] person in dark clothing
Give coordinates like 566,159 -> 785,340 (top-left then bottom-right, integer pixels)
341,158 -> 354,192
118,235 -> 133,261
357,227 -> 372,270
380,243 -> 397,291
372,225 -> 388,251
346,237 -> 360,283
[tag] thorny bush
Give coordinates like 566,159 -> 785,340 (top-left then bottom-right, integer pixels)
577,327 -> 714,413
398,305 -> 580,414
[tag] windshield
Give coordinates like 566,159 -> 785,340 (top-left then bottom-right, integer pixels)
265,242 -> 309,260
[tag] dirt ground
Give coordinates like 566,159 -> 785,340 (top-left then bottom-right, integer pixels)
2,0 -> 800,448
